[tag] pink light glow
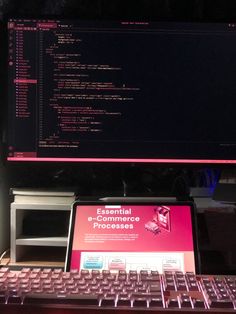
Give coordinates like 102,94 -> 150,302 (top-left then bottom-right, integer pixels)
7,157 -> 236,163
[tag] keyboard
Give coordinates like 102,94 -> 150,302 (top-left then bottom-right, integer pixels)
0,267 -> 236,313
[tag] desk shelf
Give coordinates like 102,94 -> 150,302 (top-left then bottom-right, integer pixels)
15,236 -> 68,246
10,202 -> 71,265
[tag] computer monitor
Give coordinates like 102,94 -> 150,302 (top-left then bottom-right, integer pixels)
7,19 -> 236,164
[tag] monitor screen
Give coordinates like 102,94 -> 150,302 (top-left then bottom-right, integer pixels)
7,19 -> 236,163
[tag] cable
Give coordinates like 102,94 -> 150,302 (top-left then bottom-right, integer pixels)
0,249 -> 10,266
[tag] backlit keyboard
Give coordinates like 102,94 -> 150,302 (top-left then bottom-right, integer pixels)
0,267 -> 236,311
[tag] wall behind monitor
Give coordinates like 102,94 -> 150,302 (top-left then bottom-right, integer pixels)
1,0 -> 236,22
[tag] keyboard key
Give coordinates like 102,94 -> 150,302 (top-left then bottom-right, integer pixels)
165,283 -> 176,290
192,298 -> 205,308
180,296 -> 192,308
18,273 -> 28,279
7,295 -> 22,304
7,273 -> 16,279
129,276 -> 138,282
144,275 -> 160,282
132,297 -> 148,307
100,296 -> 116,306
209,299 -> 234,309
188,282 -> 199,291
137,287 -> 147,293
91,270 -> 100,277
125,287 -> 135,293
53,269 -> 63,275
24,293 -> 99,306
123,282 -> 132,288
117,296 -> 131,306
0,290 -> 6,304
102,270 -> 110,277
149,297 -> 163,307
80,270 -> 90,277
113,287 -> 123,293
166,297 -> 179,308
176,282 -> 187,291
0,267 -> 9,273
149,283 -> 161,292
